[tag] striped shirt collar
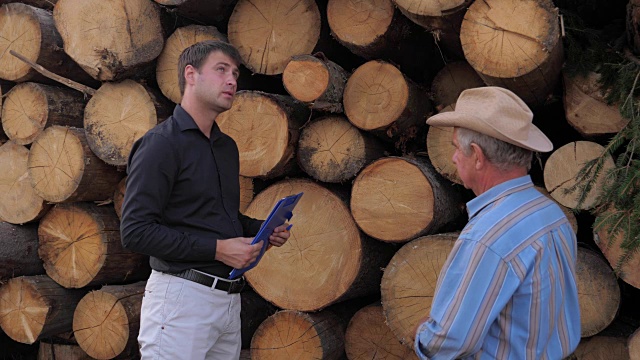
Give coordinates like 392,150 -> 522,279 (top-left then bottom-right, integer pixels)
466,175 -> 534,219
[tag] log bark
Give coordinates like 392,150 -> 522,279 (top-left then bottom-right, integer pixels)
239,176 -> 253,214
0,141 -> 50,224
240,288 -> 277,349
0,222 -> 45,281
327,0 -> 410,59
380,233 -> 458,346
216,91 -> 310,179
576,247 -> 620,337
568,336 -> 630,360
156,25 -> 227,104
38,202 -> 149,288
38,342 -> 92,360
344,60 -> 433,151
0,3 -> 95,84
228,0 -> 321,75
543,141 -> 615,210
394,0 -> 471,58
345,304 -> 418,360
250,310 -> 345,360
1,82 -> 85,145
244,178 -> 395,311
84,80 -> 172,166
53,0 -> 165,81
0,275 -> 86,344
430,61 -> 484,111
114,176 -> 127,220
297,115 -> 386,183
153,0 -> 237,30
628,0 -> 640,56
630,327 -> 640,360
282,53 -> 348,112
28,125 -> 124,203
0,0 -> 58,11
73,281 -> 145,359
594,210 -> 640,289
563,72 -> 629,137
350,156 -> 464,242
460,0 -> 563,107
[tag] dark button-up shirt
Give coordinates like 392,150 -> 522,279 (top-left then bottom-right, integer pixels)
121,105 -> 262,277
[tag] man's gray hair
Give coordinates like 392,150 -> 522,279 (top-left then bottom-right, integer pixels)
456,127 -> 533,171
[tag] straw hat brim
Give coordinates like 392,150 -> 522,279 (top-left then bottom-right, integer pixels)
427,110 -> 553,152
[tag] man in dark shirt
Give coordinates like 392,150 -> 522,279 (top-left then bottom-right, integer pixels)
121,40 -> 290,359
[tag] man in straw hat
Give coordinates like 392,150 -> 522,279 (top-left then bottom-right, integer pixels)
414,87 -> 580,359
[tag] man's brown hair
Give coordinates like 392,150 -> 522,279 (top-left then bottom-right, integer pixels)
178,40 -> 242,96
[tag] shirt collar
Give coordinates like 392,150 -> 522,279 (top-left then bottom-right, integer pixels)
466,175 -> 534,219
173,105 -> 222,138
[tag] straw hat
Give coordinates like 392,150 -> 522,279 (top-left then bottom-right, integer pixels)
426,87 -> 553,152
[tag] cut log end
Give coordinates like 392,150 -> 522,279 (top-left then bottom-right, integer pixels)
426,124 -> 462,185
228,0 -> 321,75
0,141 -> 47,224
283,57 -> 329,102
570,336 -> 630,360
156,25 -> 227,104
431,62 -> 484,109
27,126 -> 83,202
0,277 -> 49,344
543,141 -> 615,210
84,80 -> 159,166
1,83 -> 48,145
327,0 -> 394,46
0,3 -> 42,81
394,0 -> 470,18
344,61 -> 409,131
594,213 -> 640,290
351,157 -> 436,242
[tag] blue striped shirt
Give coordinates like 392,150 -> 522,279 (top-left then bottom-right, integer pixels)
415,176 -> 580,359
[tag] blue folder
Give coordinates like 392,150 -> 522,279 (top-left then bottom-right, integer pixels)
228,192 -> 303,279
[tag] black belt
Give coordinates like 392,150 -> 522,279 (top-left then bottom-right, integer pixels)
169,269 -> 245,294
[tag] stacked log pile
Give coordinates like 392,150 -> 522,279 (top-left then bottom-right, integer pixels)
1,0 -> 639,359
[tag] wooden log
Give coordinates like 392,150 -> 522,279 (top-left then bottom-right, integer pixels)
282,53 -> 348,112
84,80 -> 172,166
568,336 -> 630,360
392,0 -> 472,58
380,233 -> 457,346
251,310 -> 345,360
343,60 -> 432,151
73,281 -> 145,359
38,202 -> 149,288
327,0 -> 410,59
297,115 -> 386,183
53,0 -> 165,81
430,62 -> 484,111
113,176 -> 127,220
216,91 -> 310,179
1,82 -> 85,145
0,0 -> 58,11
629,0 -> 640,56
630,327 -> 640,360
345,304 -> 418,360
543,141 -> 616,210
239,176 -> 253,214
460,0 -> 563,107
426,105 -> 463,185
351,156 -> 464,242
0,222 -> 45,281
0,275 -> 86,344
228,0 -> 321,75
563,72 -> 629,137
0,3 -> 95,84
153,0 -> 237,30
28,125 -> 124,203
240,349 -> 251,360
1,329 -> 39,359
0,141 -> 50,224
594,210 -> 640,289
244,178 -> 395,311
38,342 -> 92,360
576,247 -> 620,337
240,289 -> 277,349
156,24 -> 227,104
534,186 -> 579,234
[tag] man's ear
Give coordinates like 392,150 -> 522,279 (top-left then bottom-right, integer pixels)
470,143 -> 485,169
184,64 -> 196,86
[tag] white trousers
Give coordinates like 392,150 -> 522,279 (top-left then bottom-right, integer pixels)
138,270 -> 242,360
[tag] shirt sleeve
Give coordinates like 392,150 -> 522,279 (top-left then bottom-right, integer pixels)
414,238 -> 521,360
120,133 -> 218,262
